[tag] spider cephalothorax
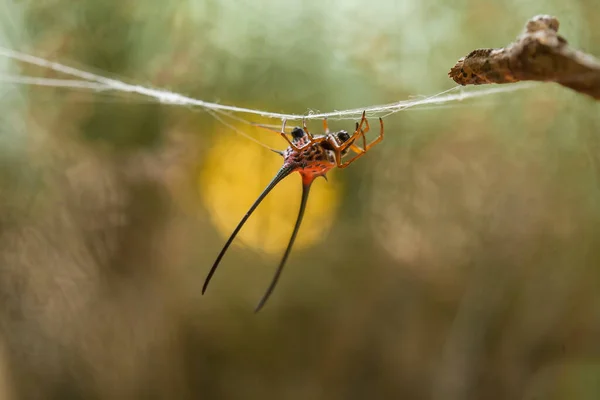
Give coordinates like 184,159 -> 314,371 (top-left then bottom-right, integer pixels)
203,111 -> 384,311
282,127 -> 338,184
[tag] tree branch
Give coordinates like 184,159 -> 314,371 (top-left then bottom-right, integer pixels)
448,15 -> 600,100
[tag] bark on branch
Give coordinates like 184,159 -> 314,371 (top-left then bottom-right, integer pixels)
448,15 -> 600,100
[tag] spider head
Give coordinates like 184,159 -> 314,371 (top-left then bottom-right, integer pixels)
290,127 -> 305,141
290,126 -> 312,148
336,130 -> 350,143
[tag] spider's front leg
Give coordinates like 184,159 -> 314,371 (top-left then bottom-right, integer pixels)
327,111 -> 369,168
338,116 -> 384,169
348,111 -> 370,150
282,117 -> 321,151
324,130 -> 353,167
357,113 -> 370,151
278,118 -> 301,151
364,116 -> 384,152
296,117 -> 319,150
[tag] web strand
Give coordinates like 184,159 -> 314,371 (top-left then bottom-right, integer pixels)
205,109 -> 276,151
0,74 -> 110,90
0,46 -> 539,122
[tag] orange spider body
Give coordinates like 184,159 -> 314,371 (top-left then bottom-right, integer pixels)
203,112 -> 384,311
282,130 -> 346,185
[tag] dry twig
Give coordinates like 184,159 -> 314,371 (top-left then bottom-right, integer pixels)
449,15 -> 600,100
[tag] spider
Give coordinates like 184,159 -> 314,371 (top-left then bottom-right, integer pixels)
202,111 -> 384,312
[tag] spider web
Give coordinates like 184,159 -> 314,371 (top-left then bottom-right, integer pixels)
0,46 -> 539,150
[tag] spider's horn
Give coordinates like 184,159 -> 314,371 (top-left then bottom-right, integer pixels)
254,181 -> 312,312
270,149 -> 284,156
202,164 -> 295,295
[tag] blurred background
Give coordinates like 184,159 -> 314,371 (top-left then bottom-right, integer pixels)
1,0 -> 600,399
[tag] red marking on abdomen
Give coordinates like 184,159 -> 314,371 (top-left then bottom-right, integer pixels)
295,163 -> 335,185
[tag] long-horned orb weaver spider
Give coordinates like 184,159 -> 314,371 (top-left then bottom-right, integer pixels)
202,111 -> 383,312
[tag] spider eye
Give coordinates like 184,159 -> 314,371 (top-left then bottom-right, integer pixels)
291,127 -> 305,139
337,130 -> 350,143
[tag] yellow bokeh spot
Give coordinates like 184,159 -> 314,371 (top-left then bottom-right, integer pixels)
200,122 -> 340,255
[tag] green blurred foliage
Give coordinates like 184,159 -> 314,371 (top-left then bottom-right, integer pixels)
0,0 -> 600,399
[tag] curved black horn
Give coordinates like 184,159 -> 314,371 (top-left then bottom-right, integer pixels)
254,181 -> 312,312
202,165 -> 295,294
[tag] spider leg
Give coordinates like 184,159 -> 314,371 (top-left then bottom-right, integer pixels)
338,149 -> 366,169
323,118 -> 330,135
279,117 -> 316,151
202,165 -> 295,295
349,144 -> 363,154
345,111 -> 369,144
333,146 -> 343,167
323,134 -> 348,167
338,117 -> 384,169
255,181 -> 312,312
322,111 -> 382,169
361,114 -> 370,150
302,117 -> 315,140
326,111 -> 369,168
277,118 -> 304,152
365,117 -> 384,152
352,112 -> 370,151
251,120 -> 300,152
